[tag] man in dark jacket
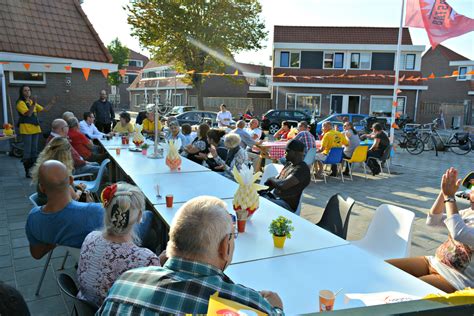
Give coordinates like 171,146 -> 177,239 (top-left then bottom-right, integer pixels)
90,90 -> 114,133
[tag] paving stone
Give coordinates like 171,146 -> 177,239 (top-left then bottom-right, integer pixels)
17,276 -> 60,302
13,246 -> 31,259
15,266 -> 54,287
0,228 -> 9,236
8,221 -> 26,231
14,255 -> 48,271
26,295 -> 68,316
0,235 -> 10,245
0,266 -> 15,282
0,244 -> 10,256
0,254 -> 12,268
11,237 -> 29,248
10,228 -> 26,239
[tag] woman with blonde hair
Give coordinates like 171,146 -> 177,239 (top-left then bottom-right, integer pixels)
77,182 -> 160,306
199,133 -> 248,179
31,137 -> 87,206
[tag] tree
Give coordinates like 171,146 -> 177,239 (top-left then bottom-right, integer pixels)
107,38 -> 129,86
127,0 -> 267,110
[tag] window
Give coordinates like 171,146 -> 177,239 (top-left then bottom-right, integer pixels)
404,54 -> 415,70
279,51 -> 300,68
350,53 -> 360,69
10,72 -> 46,84
122,75 -> 129,84
324,52 -> 344,69
458,67 -> 468,80
128,74 -> 137,83
350,53 -> 371,69
128,60 -> 143,67
370,96 -> 406,117
133,94 -> 141,106
286,93 -> 321,116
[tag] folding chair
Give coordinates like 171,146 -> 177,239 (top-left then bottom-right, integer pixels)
344,146 -> 369,180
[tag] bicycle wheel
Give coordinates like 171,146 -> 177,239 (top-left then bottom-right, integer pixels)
449,136 -> 471,155
405,137 -> 424,155
421,133 -> 434,151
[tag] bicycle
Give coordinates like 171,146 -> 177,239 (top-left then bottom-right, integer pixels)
396,126 -> 424,155
419,120 -> 471,156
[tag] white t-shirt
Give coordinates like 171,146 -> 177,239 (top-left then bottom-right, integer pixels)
246,127 -> 262,140
217,111 -> 232,127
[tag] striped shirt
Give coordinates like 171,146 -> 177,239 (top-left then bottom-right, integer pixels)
97,257 -> 278,315
294,131 -> 317,155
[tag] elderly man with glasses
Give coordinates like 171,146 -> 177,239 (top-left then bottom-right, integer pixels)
98,196 -> 284,315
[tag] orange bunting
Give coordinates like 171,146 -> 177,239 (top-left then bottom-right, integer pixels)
233,70 -> 239,76
303,76 -> 312,79
101,69 -> 109,78
275,73 -> 286,77
44,64 -> 51,69
399,75 -> 406,82
119,69 -> 126,77
396,89 -> 402,94
392,123 -> 399,129
428,72 -> 436,79
393,101 -> 398,107
0,61 -> 9,64
378,74 -> 386,78
64,65 -> 72,71
360,74 -> 368,77
23,63 -> 30,71
395,112 -> 401,119
452,70 -> 459,76
81,68 -> 90,81
202,71 -> 211,76
185,70 -> 195,75
442,75 -> 451,78
290,76 -> 298,81
468,71 -> 474,75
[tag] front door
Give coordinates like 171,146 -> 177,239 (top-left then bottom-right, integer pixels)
347,96 -> 360,114
331,95 -> 343,113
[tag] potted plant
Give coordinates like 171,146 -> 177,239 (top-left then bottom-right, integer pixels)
141,143 -> 149,155
269,216 -> 294,248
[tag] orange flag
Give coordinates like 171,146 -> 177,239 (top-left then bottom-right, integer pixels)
23,63 -> 30,71
101,69 -> 109,78
185,70 -> 195,74
468,70 -> 474,75
452,70 -> 459,76
202,71 -> 211,76
399,74 -> 406,82
290,76 -> 298,81
119,69 -> 126,77
64,65 -> 72,71
44,64 -> 51,69
275,73 -> 286,77
0,61 -> 9,64
396,89 -> 402,94
393,101 -> 398,107
82,68 -> 91,81
392,123 -> 399,129
428,72 -> 436,79
395,112 -> 401,119
233,69 -> 239,76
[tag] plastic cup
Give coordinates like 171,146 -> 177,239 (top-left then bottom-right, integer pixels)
319,290 -> 335,312
115,148 -> 121,155
166,194 -> 174,208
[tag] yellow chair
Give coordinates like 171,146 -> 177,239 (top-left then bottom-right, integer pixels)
344,145 -> 369,180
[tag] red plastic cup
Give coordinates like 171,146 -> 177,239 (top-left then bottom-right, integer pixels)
115,148 -> 121,155
166,194 -> 174,208
121,136 -> 127,145
237,219 -> 246,233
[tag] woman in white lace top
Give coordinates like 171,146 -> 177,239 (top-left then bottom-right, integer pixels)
387,168 -> 474,293
77,183 -> 160,306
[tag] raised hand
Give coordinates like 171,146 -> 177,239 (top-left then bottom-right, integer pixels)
441,167 -> 461,197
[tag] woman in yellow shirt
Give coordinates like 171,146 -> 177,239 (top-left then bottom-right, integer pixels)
16,85 -> 56,177
113,112 -> 135,134
142,110 -> 162,135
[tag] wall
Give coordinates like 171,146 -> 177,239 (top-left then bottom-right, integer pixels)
2,69 -> 108,144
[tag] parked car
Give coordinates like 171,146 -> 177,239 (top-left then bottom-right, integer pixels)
261,110 -> 312,134
175,111 -> 236,127
167,105 -> 196,117
314,113 -> 368,135
360,116 -> 390,134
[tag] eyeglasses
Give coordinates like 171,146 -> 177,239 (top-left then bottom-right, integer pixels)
229,214 -> 238,239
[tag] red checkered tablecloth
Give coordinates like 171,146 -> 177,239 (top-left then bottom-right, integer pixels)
260,141 -> 288,160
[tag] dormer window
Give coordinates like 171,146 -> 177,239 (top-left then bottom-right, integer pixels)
458,67 -> 468,80
128,60 -> 143,67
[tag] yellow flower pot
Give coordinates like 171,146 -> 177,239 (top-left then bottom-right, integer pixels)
273,235 -> 287,248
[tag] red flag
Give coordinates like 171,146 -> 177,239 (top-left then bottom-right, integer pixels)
405,0 -> 474,48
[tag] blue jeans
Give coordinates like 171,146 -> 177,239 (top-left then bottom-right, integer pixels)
22,133 -> 40,160
74,162 -> 100,177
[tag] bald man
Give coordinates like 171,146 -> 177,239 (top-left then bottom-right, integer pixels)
246,119 -> 262,141
25,160 -> 104,259
90,90 -> 114,133
232,120 -> 262,149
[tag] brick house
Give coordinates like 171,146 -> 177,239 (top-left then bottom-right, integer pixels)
115,49 -> 149,109
271,26 -> 428,120
0,0 -> 117,132
420,45 -> 473,126
128,61 -> 271,115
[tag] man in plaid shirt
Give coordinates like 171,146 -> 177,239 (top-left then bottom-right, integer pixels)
293,121 -> 316,155
98,196 -> 284,315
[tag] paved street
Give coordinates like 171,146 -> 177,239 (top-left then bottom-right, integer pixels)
0,149 -> 472,315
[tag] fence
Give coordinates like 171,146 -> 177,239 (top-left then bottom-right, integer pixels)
417,102 -> 467,128
189,96 -> 272,116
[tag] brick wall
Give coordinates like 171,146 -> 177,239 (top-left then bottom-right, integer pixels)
2,69 -> 108,146
272,86 -> 418,119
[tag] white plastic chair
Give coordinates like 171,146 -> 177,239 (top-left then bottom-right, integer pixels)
74,158 -> 110,194
303,148 -> 317,167
259,163 -> 284,185
294,194 -> 304,216
351,204 -> 415,260
29,193 -> 39,207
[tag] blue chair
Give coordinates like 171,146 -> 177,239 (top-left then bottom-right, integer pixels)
29,193 -> 39,207
321,147 -> 344,183
74,159 -> 110,195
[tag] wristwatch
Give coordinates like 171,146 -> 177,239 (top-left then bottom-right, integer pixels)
444,196 -> 456,203
274,307 -> 284,315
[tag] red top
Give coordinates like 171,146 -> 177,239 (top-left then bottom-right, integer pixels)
68,129 -> 92,159
46,134 -> 86,167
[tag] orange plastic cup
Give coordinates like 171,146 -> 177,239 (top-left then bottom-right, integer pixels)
115,148 -> 121,155
319,290 -> 335,312
166,194 -> 173,208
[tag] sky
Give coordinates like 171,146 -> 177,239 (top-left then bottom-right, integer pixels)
82,0 -> 474,66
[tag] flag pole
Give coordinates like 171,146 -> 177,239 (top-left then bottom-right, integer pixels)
390,0 -> 406,144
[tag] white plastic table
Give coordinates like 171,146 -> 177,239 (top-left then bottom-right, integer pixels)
225,244 -> 443,314
103,145 -> 209,176
99,136 -> 154,148
152,197 -> 348,264
132,171 -> 239,205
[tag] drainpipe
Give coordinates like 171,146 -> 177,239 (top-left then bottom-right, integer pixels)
275,86 -> 279,109
0,64 -> 7,124
414,89 -> 419,123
